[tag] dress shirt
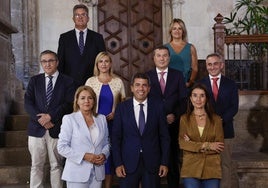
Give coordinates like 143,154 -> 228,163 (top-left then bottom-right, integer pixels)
133,98 -> 148,128
88,123 -> 99,145
209,74 -> 221,88
156,68 -> 168,83
75,28 -> 87,45
45,71 -> 59,91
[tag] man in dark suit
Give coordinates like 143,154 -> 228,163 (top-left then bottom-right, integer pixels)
147,46 -> 187,188
112,73 -> 170,188
57,4 -> 106,87
199,53 -> 239,188
24,50 -> 75,188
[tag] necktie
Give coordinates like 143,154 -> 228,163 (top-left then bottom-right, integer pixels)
46,75 -> 53,105
212,77 -> 219,101
139,104 -> 145,135
79,31 -> 84,55
159,71 -> 166,94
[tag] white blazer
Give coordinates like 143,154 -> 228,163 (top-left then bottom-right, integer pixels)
57,111 -> 110,182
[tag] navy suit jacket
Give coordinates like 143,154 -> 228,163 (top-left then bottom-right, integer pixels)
112,97 -> 170,174
199,76 -> 239,138
57,29 -> 106,87
24,73 -> 75,138
147,68 -> 187,124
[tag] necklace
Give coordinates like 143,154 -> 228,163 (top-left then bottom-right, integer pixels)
194,113 -> 206,120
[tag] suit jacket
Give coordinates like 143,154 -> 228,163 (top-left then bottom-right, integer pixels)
57,29 -> 106,87
179,114 -> 224,179
199,76 -> 239,138
112,97 -> 170,174
147,68 -> 187,124
57,111 -> 110,182
24,73 -> 75,138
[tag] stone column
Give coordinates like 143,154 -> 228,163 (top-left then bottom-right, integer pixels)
162,0 -> 172,43
171,0 -> 185,18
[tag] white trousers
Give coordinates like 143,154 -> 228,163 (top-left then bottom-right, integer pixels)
66,169 -> 102,188
28,130 -> 63,188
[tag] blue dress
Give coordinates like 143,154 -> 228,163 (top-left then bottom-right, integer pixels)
98,84 -> 114,174
165,43 -> 192,82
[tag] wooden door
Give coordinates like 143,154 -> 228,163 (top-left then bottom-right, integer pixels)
98,0 -> 162,96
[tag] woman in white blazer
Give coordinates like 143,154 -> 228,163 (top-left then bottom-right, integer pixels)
58,85 -> 110,188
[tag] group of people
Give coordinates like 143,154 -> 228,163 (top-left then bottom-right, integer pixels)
24,3 -> 239,188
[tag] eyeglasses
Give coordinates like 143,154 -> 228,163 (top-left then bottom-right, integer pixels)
74,13 -> 88,18
40,59 -> 57,64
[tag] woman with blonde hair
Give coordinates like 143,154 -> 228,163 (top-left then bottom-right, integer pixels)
58,86 -> 110,188
85,51 -> 126,188
165,18 -> 198,88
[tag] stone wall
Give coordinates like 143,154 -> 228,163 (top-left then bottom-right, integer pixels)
0,1 -> 19,130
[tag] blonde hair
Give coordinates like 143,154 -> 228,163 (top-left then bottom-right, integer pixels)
169,18 -> 188,42
93,51 -> 115,76
73,86 -> 97,116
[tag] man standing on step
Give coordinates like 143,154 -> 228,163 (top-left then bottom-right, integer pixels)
57,4 -> 106,88
147,46 -> 187,188
24,50 -> 75,188
199,53 -> 239,188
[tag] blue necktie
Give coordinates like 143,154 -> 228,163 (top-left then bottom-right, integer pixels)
46,75 -> 53,105
79,31 -> 84,55
139,104 -> 145,135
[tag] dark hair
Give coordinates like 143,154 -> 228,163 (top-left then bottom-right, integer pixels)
131,72 -> 151,86
40,50 -> 58,61
206,53 -> 223,62
73,4 -> 89,15
153,45 -> 170,57
186,83 -> 215,124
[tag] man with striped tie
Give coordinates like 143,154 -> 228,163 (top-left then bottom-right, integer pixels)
24,50 -> 76,188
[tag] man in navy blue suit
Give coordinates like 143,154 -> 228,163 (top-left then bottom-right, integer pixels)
112,73 -> 170,188
57,4 -> 106,88
199,53 -> 239,188
24,50 -> 75,188
147,46 -> 187,188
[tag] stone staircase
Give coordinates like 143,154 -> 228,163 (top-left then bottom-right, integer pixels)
0,115 -> 30,188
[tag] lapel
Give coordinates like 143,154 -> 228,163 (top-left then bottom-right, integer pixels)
74,111 -> 93,145
92,116 -> 105,147
38,74 -> 48,107
127,99 -> 141,135
152,69 -> 164,95
71,29 -> 81,55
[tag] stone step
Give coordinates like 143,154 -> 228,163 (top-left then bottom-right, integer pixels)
0,165 -> 30,185
0,147 -> 30,165
0,131 -> 27,147
0,184 -> 30,188
5,115 -> 29,131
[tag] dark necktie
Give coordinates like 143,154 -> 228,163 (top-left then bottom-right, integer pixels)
159,71 -> 166,94
139,104 -> 145,135
212,77 -> 219,101
46,75 -> 53,105
79,31 -> 84,55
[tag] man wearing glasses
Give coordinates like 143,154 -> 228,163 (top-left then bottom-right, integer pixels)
57,4 -> 106,88
24,50 -> 75,188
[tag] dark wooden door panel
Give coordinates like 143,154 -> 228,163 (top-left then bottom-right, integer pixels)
98,0 -> 162,96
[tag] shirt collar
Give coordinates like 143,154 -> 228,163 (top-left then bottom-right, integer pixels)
45,70 -> 59,78
209,73 -> 221,80
156,67 -> 168,74
133,98 -> 148,106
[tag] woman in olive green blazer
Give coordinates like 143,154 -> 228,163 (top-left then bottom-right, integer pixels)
179,83 -> 224,188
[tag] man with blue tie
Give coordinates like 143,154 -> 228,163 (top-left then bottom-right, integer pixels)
147,46 -> 187,188
112,73 -> 170,188
57,4 -> 106,88
24,50 -> 75,188
199,53 -> 239,188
